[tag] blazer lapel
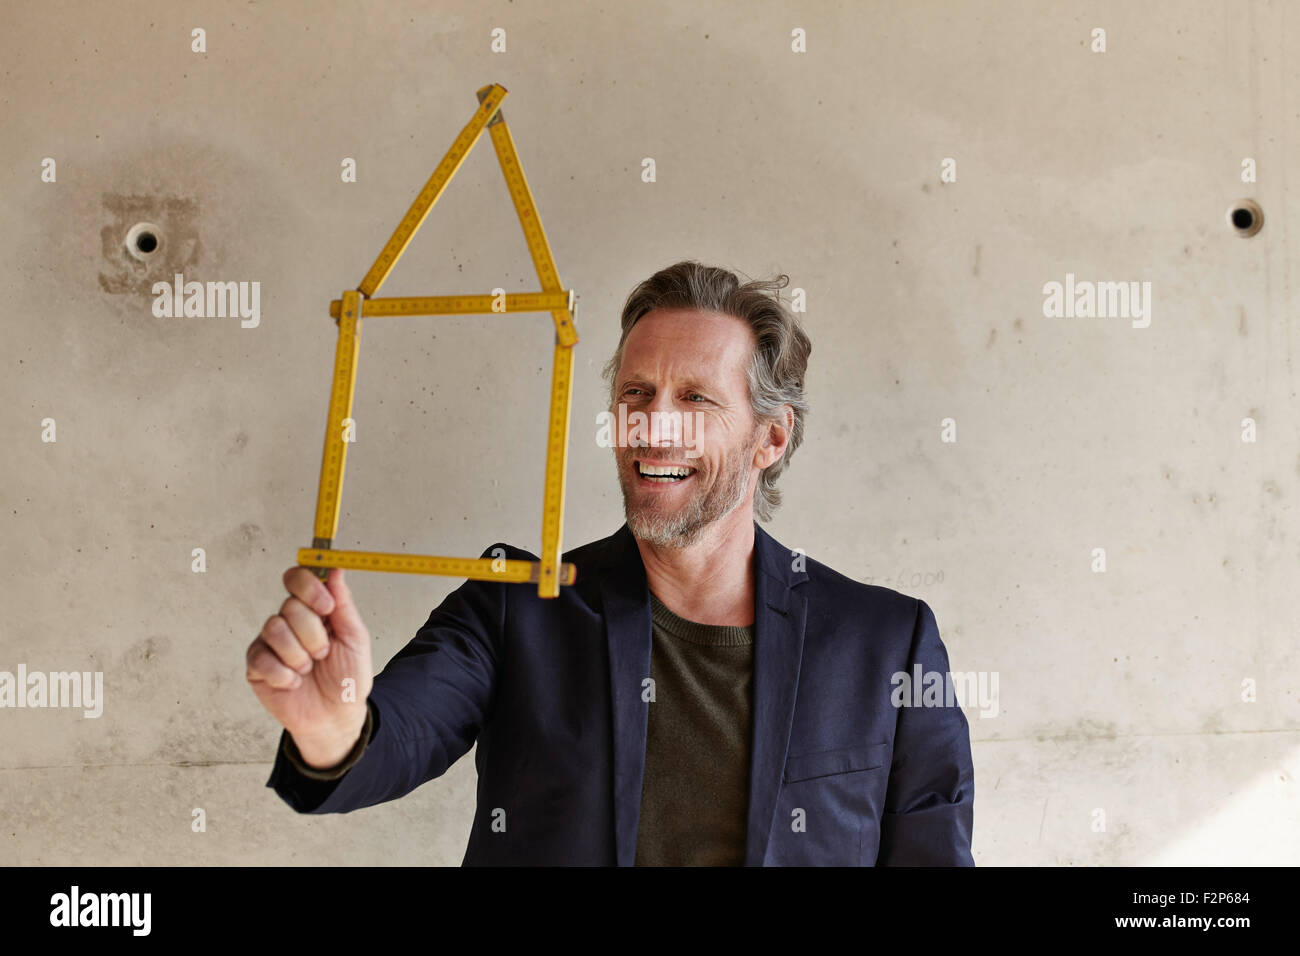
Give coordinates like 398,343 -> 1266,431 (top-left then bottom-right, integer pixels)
743,522 -> 809,866
598,523 -> 653,867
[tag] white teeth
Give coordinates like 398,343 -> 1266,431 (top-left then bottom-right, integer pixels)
638,462 -> 695,479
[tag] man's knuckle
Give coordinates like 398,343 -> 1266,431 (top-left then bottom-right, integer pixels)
266,615 -> 294,641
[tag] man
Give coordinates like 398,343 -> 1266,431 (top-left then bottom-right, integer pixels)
250,260 -> 975,865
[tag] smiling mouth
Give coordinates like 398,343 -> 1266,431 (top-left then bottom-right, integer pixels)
635,460 -> 697,483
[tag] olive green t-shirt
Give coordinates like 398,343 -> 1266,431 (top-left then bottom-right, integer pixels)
633,590 -> 755,866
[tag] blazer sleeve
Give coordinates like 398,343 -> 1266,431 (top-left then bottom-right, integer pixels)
876,598 -> 976,865
265,543 -> 508,814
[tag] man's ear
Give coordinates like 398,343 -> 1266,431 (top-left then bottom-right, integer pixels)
753,405 -> 794,469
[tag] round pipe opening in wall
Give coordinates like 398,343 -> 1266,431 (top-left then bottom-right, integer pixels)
1227,199 -> 1263,237
125,221 -> 164,261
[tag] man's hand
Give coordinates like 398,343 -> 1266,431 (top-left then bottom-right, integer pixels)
246,567 -> 374,769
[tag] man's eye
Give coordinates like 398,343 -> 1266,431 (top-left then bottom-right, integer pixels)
624,388 -> 645,397
688,393 -> 706,402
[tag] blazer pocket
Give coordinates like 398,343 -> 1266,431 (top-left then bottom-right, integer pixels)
783,742 -> 890,783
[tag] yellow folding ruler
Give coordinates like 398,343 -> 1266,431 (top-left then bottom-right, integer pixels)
297,82 -> 579,598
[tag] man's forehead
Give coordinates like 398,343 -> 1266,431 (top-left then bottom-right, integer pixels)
620,309 -> 754,374
631,307 -> 747,334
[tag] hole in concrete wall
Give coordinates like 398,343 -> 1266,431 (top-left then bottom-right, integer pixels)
125,221 -> 164,261
1227,199 -> 1263,237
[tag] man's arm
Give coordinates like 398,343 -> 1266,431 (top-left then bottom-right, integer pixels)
876,598 -> 976,865
265,544 -> 508,814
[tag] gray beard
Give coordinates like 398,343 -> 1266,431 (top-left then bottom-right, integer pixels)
617,440 -> 753,550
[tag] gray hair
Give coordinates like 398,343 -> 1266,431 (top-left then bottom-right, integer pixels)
601,260 -> 812,522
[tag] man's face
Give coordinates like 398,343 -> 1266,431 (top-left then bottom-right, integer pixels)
610,308 -> 763,549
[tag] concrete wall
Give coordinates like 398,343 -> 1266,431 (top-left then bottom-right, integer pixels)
1,0 -> 1295,865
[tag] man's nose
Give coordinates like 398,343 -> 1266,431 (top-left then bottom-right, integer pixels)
643,392 -> 684,447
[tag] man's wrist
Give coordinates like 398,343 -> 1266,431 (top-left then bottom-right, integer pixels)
290,705 -> 371,770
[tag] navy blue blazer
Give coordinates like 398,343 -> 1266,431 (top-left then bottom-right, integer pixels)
266,520 -> 975,865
